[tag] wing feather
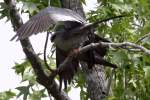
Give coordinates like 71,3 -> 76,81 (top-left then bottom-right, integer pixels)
28,21 -> 39,36
18,21 -> 37,40
17,21 -> 33,37
11,6 -> 86,41
21,21 -> 36,39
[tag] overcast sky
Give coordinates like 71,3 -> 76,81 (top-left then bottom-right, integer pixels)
0,0 -> 97,99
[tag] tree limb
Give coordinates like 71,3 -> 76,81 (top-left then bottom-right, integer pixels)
50,41 -> 150,80
100,42 -> 150,55
71,41 -> 150,56
4,0 -> 70,100
75,41 -> 150,55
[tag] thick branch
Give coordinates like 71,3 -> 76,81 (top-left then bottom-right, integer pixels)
72,42 -> 150,55
4,0 -> 70,100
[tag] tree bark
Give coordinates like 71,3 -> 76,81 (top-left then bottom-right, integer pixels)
60,0 -> 107,100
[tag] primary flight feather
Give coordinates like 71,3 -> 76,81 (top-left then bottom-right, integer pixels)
11,6 -> 86,41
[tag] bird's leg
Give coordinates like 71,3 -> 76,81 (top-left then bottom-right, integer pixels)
56,48 -> 78,74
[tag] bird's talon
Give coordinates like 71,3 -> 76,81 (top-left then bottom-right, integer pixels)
68,48 -> 79,57
73,48 -> 79,54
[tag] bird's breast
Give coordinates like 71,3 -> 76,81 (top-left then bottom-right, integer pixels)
54,34 -> 87,52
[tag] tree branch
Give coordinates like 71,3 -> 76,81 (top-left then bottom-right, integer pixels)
74,41 -> 150,55
4,0 -> 70,100
50,41 -> 150,80
70,41 -> 150,56
100,42 -> 150,55
136,33 -> 150,43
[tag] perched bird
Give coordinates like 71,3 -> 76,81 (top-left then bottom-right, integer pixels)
11,6 -> 117,90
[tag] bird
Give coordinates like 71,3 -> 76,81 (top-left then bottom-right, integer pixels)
11,6 -> 117,90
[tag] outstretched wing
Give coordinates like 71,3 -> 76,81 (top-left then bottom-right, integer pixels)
11,6 -> 86,41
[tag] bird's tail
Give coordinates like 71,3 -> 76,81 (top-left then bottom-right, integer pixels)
56,47 -> 79,90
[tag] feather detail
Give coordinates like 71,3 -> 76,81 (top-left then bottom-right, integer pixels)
11,6 -> 86,41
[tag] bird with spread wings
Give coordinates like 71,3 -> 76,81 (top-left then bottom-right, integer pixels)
11,6 -> 117,90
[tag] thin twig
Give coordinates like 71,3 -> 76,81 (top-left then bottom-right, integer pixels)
106,68 -> 115,96
100,42 -> 150,55
135,33 -> 150,43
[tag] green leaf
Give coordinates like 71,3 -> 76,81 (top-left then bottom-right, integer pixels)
107,96 -> 117,100
0,90 -> 16,100
22,67 -> 36,84
22,2 -> 39,15
29,89 -> 47,100
0,2 -> 9,20
50,0 -> 61,7
16,86 -> 30,100
12,60 -> 31,75
81,0 -> 86,5
142,36 -> 150,45
112,50 -> 129,66
129,79 -> 137,88
80,88 -> 88,100
74,71 -> 86,88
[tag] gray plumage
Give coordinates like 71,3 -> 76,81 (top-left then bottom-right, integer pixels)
11,6 -> 87,41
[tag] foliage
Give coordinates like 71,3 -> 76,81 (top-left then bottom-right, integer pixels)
0,0 -> 150,100
0,2 -> 10,21
0,90 -> 16,100
87,0 -> 150,99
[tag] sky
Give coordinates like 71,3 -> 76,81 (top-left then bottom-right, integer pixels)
0,0 -> 97,99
